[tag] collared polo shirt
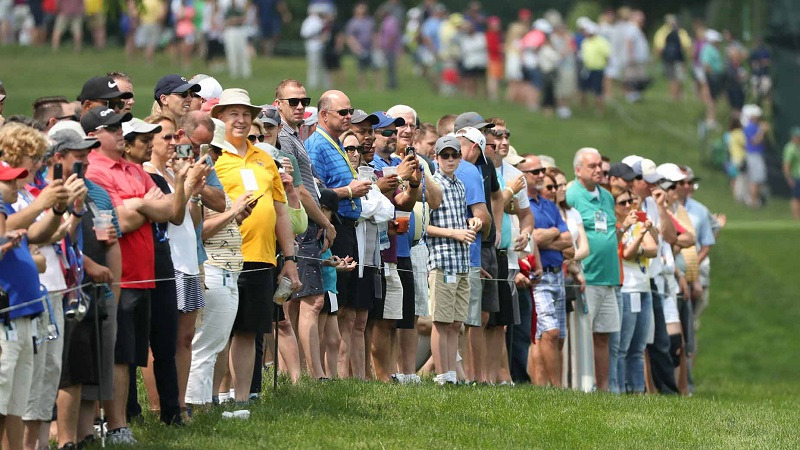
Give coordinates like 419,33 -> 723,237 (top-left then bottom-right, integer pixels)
681,197 -> 715,249
454,159 -> 486,267
305,127 -> 361,220
565,180 -> 620,285
86,150 -> 156,289
529,194 -> 568,269
214,140 -> 287,265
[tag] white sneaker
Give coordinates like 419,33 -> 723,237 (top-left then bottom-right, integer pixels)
446,371 -> 458,384
392,373 -> 406,384
107,427 -> 137,445
405,374 -> 421,384
433,374 -> 447,386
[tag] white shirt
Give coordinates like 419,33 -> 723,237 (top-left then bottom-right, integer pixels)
13,191 -> 67,292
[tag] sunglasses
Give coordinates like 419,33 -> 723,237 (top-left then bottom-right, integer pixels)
665,183 -> 678,190
522,168 -> 546,175
171,91 -> 197,99
344,145 -> 364,153
108,99 -> 126,110
489,129 -> 511,138
677,180 -> 692,186
56,114 -> 80,122
97,124 -> 121,132
248,134 -> 265,143
161,133 -> 178,142
379,129 -> 397,137
327,108 -> 354,117
438,151 -> 461,160
280,97 -> 311,107
616,198 -> 635,206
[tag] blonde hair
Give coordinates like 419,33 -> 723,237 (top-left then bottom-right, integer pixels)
0,122 -> 48,167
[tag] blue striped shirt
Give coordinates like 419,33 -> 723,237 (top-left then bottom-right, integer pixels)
305,128 -> 361,219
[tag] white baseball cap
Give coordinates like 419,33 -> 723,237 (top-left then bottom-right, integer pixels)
656,163 -> 687,182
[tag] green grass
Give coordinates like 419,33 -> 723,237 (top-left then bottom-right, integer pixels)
2,46 -> 799,448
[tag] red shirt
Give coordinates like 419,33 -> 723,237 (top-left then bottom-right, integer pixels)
486,30 -> 503,62
86,151 -> 156,289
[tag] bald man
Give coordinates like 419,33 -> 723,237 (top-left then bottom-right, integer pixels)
305,90 -> 372,379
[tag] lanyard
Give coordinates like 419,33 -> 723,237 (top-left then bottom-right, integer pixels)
317,128 -> 356,178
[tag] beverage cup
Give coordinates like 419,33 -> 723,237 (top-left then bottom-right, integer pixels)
635,211 -> 648,222
358,166 -> 375,182
98,209 -> 113,218
395,211 -> 411,234
273,276 -> 293,305
382,166 -> 397,178
93,217 -> 112,241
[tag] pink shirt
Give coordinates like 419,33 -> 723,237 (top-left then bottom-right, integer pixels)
86,151 -> 156,289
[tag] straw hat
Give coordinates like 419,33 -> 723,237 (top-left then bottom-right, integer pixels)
210,88 -> 262,119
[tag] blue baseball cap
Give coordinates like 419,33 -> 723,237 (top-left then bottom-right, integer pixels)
371,111 -> 405,129
154,74 -> 200,101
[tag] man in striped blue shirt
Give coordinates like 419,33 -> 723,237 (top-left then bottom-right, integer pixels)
305,90 -> 372,379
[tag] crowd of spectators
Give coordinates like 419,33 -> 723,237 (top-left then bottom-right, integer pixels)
0,66 -> 733,448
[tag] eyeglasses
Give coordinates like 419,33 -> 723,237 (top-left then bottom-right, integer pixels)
489,129 -> 511,138
634,175 -> 643,180
327,108 -> 354,117
438,151 -> 461,160
279,97 -> 311,107
97,124 -> 121,132
248,134 -> 265,143
55,114 -> 80,122
344,145 -> 364,153
545,184 -> 557,191
521,168 -> 546,175
677,180 -> 692,186
161,133 -> 178,142
108,99 -> 125,110
616,198 -> 635,206
666,183 -> 678,190
379,129 -> 397,137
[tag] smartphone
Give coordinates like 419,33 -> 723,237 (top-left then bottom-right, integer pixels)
199,144 -> 210,160
635,211 -> 648,222
175,144 -> 193,159
248,193 -> 264,207
405,147 -> 416,159
53,163 -> 63,180
73,161 -> 83,179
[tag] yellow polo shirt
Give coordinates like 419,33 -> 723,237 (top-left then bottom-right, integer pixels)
215,141 -> 286,264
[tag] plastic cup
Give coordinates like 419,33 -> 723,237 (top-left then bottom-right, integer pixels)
273,276 -> 293,305
358,166 -> 375,182
395,211 -> 411,234
93,217 -> 111,241
98,209 -> 113,218
382,166 -> 397,178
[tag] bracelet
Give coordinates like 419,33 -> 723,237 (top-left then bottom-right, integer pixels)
190,195 -> 202,204
347,186 -> 353,199
504,187 -> 515,196
53,206 -> 67,216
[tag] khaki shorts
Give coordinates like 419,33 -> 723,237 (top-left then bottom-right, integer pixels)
428,269 -> 470,324
584,285 -> 621,333
24,293 -> 65,421
0,317 -> 35,416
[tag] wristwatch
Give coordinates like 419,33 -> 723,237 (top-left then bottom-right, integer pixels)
284,255 -> 298,263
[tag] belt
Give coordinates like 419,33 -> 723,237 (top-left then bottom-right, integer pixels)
497,249 -> 508,256
339,217 -> 359,227
542,266 -> 561,274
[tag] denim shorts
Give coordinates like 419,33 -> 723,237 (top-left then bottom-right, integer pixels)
533,271 -> 567,339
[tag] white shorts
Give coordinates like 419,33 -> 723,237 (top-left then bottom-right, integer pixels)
410,243 -> 430,317
382,263 -> 403,320
0,317 -> 35,416
584,285 -> 621,333
663,276 -> 681,324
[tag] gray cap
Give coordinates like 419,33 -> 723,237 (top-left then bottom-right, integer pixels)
258,105 -> 282,126
454,111 -> 494,132
435,135 -> 461,155
351,109 -> 379,125
49,129 -> 100,158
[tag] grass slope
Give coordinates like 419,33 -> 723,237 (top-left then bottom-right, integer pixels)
2,47 -> 799,448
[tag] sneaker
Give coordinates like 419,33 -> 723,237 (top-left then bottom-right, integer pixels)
404,374 -> 421,384
445,371 -> 458,384
433,374 -> 447,386
106,427 -> 137,445
391,373 -> 405,384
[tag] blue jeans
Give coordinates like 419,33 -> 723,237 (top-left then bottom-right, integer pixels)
608,287 -> 623,394
618,291 -> 653,393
